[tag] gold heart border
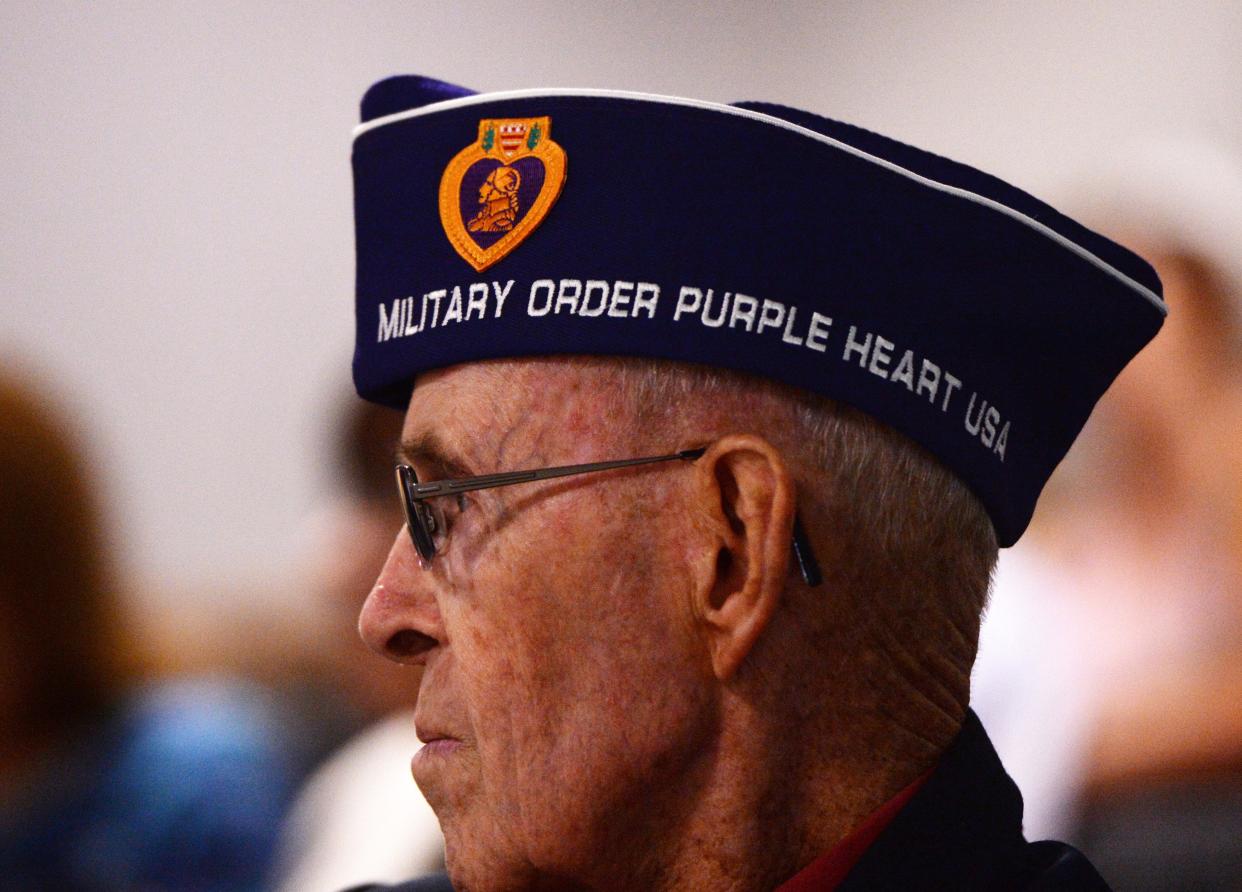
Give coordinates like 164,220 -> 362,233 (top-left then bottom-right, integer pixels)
438,117 -> 567,273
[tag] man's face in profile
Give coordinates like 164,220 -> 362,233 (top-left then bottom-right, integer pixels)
360,360 -> 715,888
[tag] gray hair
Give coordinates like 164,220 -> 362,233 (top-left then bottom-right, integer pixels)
605,357 -> 998,693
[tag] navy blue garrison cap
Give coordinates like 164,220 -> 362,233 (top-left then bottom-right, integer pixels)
351,75 -> 1165,547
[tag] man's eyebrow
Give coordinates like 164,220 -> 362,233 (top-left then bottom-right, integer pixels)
395,432 -> 476,478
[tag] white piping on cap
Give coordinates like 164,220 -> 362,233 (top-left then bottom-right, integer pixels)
354,87 -> 1166,315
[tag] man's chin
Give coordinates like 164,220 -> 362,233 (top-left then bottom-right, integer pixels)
442,833 -> 546,892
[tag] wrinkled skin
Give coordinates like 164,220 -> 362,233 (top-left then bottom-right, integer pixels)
359,361 -> 720,891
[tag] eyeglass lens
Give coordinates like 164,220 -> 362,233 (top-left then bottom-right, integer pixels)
396,465 -> 438,561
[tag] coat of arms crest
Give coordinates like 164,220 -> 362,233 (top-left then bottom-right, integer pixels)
438,116 -> 567,272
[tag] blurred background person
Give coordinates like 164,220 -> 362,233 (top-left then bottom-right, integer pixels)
0,362 -> 300,891
273,397 -> 444,892
973,137 -> 1242,890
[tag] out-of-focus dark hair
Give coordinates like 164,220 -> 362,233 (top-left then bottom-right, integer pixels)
0,366 -> 129,740
335,399 -> 405,505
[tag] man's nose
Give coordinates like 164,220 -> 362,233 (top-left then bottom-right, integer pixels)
358,529 -> 444,664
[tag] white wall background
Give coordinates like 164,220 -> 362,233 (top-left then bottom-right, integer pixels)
3,1 -> 1240,608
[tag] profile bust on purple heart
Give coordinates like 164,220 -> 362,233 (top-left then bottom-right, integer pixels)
438,116 -> 566,272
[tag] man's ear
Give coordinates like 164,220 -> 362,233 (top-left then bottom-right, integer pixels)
688,434 -> 796,681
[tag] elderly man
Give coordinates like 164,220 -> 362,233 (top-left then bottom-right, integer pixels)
348,76 -> 1165,891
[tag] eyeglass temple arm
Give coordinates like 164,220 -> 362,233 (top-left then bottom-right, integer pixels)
792,516 -> 823,587
409,448 -> 706,498
408,446 -> 822,587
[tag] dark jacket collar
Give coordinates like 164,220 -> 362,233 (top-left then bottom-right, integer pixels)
840,709 -> 1109,890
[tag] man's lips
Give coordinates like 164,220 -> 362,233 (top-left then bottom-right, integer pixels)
414,724 -> 464,768
419,737 -> 464,756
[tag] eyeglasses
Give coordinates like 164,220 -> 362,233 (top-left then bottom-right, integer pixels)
394,447 -> 823,586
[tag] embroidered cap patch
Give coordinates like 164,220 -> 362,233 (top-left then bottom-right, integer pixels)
438,117 -> 567,272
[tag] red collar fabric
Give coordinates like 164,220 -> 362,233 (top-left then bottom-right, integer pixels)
776,768 -> 934,892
